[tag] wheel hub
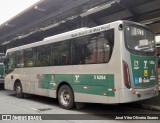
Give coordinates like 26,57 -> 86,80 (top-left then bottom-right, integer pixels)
16,86 -> 21,95
60,90 -> 70,105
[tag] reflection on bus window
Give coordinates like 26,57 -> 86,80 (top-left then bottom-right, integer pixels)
5,29 -> 114,67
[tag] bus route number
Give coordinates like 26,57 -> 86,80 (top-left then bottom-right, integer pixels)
94,75 -> 106,80
136,28 -> 144,36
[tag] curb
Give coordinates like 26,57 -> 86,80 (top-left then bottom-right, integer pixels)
130,103 -> 160,112
140,104 -> 160,112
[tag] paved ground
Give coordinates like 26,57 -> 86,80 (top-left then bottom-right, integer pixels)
0,88 -> 159,123
136,93 -> 160,111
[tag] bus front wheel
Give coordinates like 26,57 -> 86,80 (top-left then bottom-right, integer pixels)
58,85 -> 75,109
15,82 -> 23,98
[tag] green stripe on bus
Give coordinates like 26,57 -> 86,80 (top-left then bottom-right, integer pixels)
37,74 -> 115,97
0,66 -> 4,77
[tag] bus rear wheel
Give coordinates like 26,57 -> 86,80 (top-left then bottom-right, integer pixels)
15,82 -> 23,98
58,85 -> 75,109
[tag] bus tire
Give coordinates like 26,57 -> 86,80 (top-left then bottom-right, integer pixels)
58,85 -> 75,109
15,82 -> 23,98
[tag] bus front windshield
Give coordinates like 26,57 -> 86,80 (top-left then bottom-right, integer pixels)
125,25 -> 155,55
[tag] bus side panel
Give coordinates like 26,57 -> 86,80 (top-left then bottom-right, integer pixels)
72,63 -> 121,103
0,64 -> 4,84
4,78 -> 14,90
119,87 -> 158,103
108,23 -> 123,104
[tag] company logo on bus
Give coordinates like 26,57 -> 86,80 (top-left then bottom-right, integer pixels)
144,70 -> 148,77
134,77 -> 139,85
144,61 -> 148,69
134,60 -> 139,70
134,76 -> 150,85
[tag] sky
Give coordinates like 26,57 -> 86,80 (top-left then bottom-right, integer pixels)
0,0 -> 40,25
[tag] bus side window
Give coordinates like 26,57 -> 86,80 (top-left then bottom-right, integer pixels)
71,29 -> 114,65
37,45 -> 50,66
85,38 -> 97,64
15,50 -> 24,68
86,30 -> 114,64
24,48 -> 34,67
97,34 -> 110,63
72,38 -> 89,64
49,42 -> 62,66
4,58 -> 9,70
61,41 -> 71,65
9,58 -> 15,70
5,53 -> 15,73
102,30 -> 114,62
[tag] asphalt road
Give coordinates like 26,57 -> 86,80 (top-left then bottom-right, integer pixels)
0,88 -> 159,123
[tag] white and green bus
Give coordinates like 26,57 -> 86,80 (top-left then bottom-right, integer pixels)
4,20 -> 159,109
0,53 -> 5,86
